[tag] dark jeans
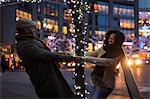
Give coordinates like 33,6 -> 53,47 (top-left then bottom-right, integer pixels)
2,67 -> 5,73
92,86 -> 113,99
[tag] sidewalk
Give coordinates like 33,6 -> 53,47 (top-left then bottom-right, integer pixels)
0,70 -> 145,99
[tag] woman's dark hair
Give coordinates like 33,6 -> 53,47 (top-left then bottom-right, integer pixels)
104,30 -> 125,47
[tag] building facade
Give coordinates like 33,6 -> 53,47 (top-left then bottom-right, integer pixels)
16,0 -> 138,52
84,0 -> 138,50
138,0 -> 150,52
0,5 -> 16,56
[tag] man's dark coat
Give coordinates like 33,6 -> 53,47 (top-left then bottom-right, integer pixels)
15,36 -> 75,98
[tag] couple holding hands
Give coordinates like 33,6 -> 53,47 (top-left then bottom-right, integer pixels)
15,18 -> 141,99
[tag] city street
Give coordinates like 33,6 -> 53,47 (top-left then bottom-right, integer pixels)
0,64 -> 150,99
1,0 -> 150,99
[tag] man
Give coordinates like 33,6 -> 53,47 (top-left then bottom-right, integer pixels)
15,18 -> 76,98
1,55 -> 6,73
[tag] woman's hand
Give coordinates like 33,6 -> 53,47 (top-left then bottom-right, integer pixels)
72,55 -> 83,62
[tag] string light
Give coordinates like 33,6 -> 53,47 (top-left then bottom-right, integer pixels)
64,0 -> 90,98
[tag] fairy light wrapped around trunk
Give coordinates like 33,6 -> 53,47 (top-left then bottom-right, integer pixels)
63,0 -> 90,98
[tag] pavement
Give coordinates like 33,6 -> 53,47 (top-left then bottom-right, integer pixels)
0,69 -> 149,99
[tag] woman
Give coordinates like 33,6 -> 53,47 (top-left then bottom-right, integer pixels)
82,30 -> 125,98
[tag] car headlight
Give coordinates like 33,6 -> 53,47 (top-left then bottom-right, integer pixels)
67,63 -> 71,66
146,60 -> 149,64
135,59 -> 142,65
127,60 -> 133,65
72,62 -> 76,66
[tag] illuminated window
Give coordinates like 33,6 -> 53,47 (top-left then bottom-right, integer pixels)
69,24 -> 75,33
54,25 -> 58,32
88,43 -> 93,52
63,26 -> 67,34
37,4 -> 40,13
94,4 -> 98,12
113,7 -> 119,15
94,3 -> 108,13
95,30 -> 105,41
43,18 -> 59,32
16,9 -> 19,15
16,9 -> 32,20
56,9 -> 58,17
64,9 -> 72,22
120,19 -> 134,29
36,20 -> 41,29
44,5 -> 47,14
45,4 -> 58,17
114,5 -> 134,17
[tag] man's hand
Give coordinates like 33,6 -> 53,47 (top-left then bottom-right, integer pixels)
72,56 -> 83,62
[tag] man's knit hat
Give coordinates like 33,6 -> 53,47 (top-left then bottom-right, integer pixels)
16,18 -> 36,29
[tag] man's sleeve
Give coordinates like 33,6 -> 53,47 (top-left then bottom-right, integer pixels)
82,56 -> 120,66
21,43 -> 73,62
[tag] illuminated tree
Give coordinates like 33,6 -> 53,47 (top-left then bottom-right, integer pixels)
63,0 -> 90,98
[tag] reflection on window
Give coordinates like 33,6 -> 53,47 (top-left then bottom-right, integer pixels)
120,19 -> 134,29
